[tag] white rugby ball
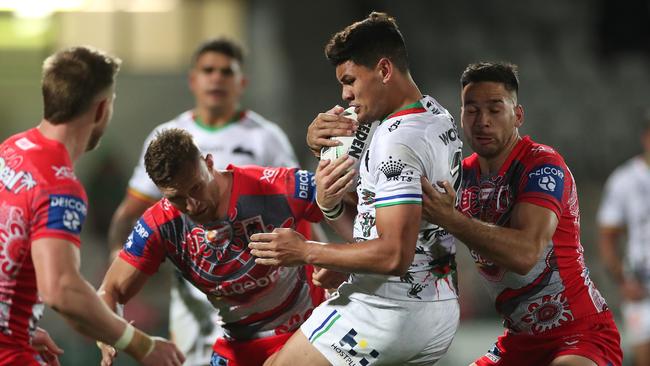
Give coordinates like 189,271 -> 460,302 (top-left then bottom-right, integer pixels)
320,107 -> 358,162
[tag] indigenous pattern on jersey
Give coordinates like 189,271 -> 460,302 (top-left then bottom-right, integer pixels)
458,136 -> 608,335
128,110 -> 298,201
119,166 -> 324,340
598,156 -> 650,291
351,95 -> 463,302
0,128 -> 87,351
128,110 -> 300,365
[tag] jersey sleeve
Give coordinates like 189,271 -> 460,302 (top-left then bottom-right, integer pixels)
286,168 -> 323,223
372,138 -> 424,209
31,182 -> 88,247
118,207 -> 166,275
127,129 -> 163,201
517,154 -> 568,218
261,123 -> 299,168
597,170 -> 626,227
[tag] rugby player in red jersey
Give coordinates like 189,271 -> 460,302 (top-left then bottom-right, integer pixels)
0,46 -> 183,366
97,128 -> 325,366
421,62 -> 622,366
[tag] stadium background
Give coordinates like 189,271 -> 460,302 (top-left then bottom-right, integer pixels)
1,0 -> 648,364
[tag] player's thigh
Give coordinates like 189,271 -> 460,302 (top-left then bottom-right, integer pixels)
549,354 -> 597,366
263,330 -> 330,366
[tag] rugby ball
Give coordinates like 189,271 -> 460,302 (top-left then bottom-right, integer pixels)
320,107 -> 358,162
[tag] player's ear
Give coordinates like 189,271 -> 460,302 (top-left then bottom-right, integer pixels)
377,58 -> 392,84
240,75 -> 249,90
204,153 -> 214,169
94,98 -> 108,124
514,104 -> 524,128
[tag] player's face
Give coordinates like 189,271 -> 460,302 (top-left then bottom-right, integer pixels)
335,60 -> 387,124
461,81 -> 523,159
160,157 -> 220,225
189,52 -> 245,113
86,90 -> 116,152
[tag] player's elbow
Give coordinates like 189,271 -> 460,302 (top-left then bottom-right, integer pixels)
40,280 -> 74,312
384,249 -> 414,276
512,240 -> 547,275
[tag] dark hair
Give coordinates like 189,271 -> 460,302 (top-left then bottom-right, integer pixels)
145,128 -> 202,187
191,37 -> 245,67
461,62 -> 519,96
41,46 -> 121,124
325,12 -> 409,72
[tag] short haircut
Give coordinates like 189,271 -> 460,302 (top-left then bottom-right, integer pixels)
325,12 -> 409,72
461,62 -> 520,96
191,37 -> 245,67
42,46 -> 121,124
145,128 -> 202,188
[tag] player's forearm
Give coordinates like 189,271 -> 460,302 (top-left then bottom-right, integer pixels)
46,272 -> 128,344
598,233 -> 624,283
443,211 -> 544,275
305,237 -> 414,276
323,202 -> 356,242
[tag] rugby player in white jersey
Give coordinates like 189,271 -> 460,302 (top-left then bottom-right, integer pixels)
107,38 -> 308,366
249,12 -> 462,365
598,116 -> 650,366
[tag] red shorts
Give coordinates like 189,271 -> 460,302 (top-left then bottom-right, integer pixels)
475,311 -> 622,366
211,332 -> 293,366
0,347 -> 44,366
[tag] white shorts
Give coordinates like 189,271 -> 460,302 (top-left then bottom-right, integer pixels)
622,297 -> 650,346
169,276 -> 224,366
300,284 -> 459,366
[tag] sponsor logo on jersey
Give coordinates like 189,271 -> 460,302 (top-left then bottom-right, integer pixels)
525,164 -> 565,201
125,218 -> 153,257
208,266 -> 290,298
378,156 -> 405,180
0,157 -> 36,194
210,354 -> 229,366
388,120 -> 400,132
47,194 -> 86,234
260,168 -> 279,184
52,165 -> 76,180
438,126 -> 459,146
485,344 -> 502,363
330,328 -> 380,366
348,123 -> 373,159
14,137 -> 36,151
294,170 -> 315,201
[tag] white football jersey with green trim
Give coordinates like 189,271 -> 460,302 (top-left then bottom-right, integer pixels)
350,95 -> 462,302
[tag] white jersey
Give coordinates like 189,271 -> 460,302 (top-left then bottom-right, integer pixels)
127,109 -> 298,366
350,95 -> 462,302
128,110 -> 298,200
598,156 -> 650,288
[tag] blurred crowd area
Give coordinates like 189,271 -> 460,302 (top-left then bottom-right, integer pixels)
1,0 -> 649,364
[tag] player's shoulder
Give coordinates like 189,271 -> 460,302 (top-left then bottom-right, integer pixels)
521,137 -> 566,167
231,164 -> 297,193
143,198 -> 181,226
3,129 -> 82,189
